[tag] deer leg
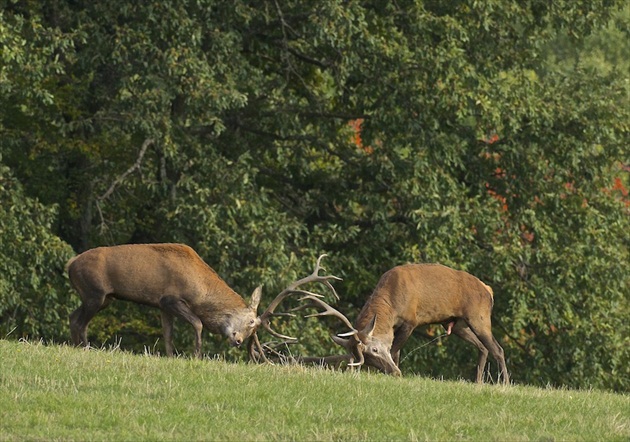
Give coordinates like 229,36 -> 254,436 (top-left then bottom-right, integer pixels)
160,310 -> 176,357
69,295 -> 109,347
159,296 -> 203,358
483,335 -> 509,385
391,323 -> 415,366
450,323 -> 489,383
467,320 -> 510,385
69,305 -> 86,346
491,335 -> 510,385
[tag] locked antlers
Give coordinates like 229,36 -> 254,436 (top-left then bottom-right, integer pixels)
248,254 -> 342,363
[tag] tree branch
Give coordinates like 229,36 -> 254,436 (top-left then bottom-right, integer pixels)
98,138 -> 154,202
95,138 -> 154,233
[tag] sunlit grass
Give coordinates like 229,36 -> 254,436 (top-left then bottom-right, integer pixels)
0,339 -> 628,441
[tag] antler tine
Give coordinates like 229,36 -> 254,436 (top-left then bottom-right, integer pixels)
248,334 -> 269,364
282,289 -> 325,300
268,312 -> 297,318
298,294 -> 356,334
264,327 -> 298,342
313,253 -> 328,274
285,254 -> 342,293
322,279 -> 340,301
314,254 -> 342,301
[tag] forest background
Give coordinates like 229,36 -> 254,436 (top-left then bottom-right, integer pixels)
1,0 -> 628,392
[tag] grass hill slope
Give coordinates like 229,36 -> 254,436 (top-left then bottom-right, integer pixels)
0,339 -> 628,441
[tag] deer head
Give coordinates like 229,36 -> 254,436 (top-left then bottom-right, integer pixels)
294,295 -> 401,375
331,315 -> 401,376
223,286 -> 263,346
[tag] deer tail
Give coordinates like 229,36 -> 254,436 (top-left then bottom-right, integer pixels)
480,281 -> 494,306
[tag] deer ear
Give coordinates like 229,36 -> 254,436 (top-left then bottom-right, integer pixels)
249,285 -> 262,312
361,314 -> 377,339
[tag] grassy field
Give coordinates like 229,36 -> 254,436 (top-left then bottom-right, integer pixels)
0,339 -> 628,441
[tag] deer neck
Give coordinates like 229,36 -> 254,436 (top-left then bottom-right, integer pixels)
356,293 -> 397,339
194,285 -> 247,330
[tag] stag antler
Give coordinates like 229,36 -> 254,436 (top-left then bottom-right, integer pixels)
250,254 -> 342,362
293,294 -> 365,368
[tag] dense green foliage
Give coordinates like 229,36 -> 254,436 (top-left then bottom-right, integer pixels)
2,340 -> 628,441
1,1 -> 628,391
0,164 -> 75,339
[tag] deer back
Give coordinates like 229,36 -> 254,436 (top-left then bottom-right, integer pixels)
355,263 -> 494,333
67,244 -> 248,311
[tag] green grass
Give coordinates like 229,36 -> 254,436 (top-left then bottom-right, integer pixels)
1,339 -> 628,441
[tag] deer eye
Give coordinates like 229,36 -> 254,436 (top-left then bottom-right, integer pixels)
249,319 -> 255,326
372,347 -> 379,353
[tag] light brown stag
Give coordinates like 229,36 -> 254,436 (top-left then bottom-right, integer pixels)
66,244 -> 339,358
302,263 -> 510,384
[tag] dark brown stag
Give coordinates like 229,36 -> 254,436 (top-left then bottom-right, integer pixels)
303,263 -> 510,384
67,243 -> 339,359
67,244 -> 263,356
